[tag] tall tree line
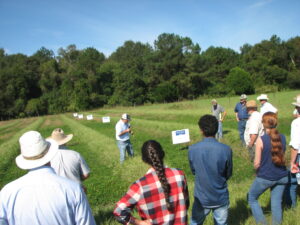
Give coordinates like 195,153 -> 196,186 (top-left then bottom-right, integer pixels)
0,34 -> 299,120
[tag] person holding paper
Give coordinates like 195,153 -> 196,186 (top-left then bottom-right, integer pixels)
188,115 -> 232,225
115,113 -> 134,163
211,99 -> 226,140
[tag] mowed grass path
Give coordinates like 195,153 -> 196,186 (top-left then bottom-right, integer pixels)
0,90 -> 299,225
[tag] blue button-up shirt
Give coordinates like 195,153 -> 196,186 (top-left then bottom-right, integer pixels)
0,166 -> 96,225
188,137 -> 232,207
234,102 -> 249,120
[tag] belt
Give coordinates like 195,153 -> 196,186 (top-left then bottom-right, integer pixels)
239,118 -> 248,121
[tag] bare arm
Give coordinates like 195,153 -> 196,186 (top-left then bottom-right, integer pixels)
221,111 -> 227,122
254,137 -> 263,169
235,112 -> 239,121
290,147 -> 299,173
248,134 -> 258,148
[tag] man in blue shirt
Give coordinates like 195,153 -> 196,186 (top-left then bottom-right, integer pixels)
189,115 -> 232,225
234,94 -> 249,145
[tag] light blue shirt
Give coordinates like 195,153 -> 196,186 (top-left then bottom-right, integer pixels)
0,166 -> 96,225
115,119 -> 130,141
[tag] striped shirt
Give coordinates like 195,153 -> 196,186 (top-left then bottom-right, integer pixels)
114,167 -> 189,225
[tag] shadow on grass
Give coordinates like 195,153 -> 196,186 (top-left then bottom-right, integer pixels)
228,198 -> 251,225
94,209 -> 115,224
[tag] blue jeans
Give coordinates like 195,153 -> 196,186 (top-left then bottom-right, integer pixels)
216,121 -> 223,140
238,120 -> 247,145
190,197 -> 229,225
284,172 -> 298,208
117,140 -> 134,163
248,176 -> 288,225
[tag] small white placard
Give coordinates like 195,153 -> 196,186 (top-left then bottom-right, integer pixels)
86,114 -> 93,120
78,114 -> 83,119
73,113 -> 78,117
172,129 -> 190,144
102,116 -> 110,123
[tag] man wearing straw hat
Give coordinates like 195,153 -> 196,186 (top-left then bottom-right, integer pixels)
47,128 -> 90,186
0,131 -> 96,225
257,94 -> 278,115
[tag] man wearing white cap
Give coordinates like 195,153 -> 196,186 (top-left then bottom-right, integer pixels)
115,113 -> 134,163
234,94 -> 249,145
47,128 -> 90,186
257,94 -> 278,115
0,131 -> 96,225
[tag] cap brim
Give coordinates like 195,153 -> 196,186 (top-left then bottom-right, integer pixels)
16,140 -> 58,170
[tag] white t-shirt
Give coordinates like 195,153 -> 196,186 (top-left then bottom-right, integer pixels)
115,119 -> 130,141
290,117 -> 300,153
260,102 -> 278,115
244,111 -> 264,145
50,146 -> 90,184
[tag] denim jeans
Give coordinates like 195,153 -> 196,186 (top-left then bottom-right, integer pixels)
190,197 -> 229,225
248,176 -> 288,225
216,121 -> 223,140
284,172 -> 298,208
238,120 -> 247,145
117,140 -> 134,163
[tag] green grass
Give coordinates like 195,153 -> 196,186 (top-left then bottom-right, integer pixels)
0,90 -> 300,225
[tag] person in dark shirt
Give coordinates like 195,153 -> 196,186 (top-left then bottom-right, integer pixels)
188,115 -> 232,225
234,94 -> 249,145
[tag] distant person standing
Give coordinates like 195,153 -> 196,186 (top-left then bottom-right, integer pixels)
257,94 -> 278,115
244,100 -> 264,161
211,99 -> 227,140
0,131 -> 96,225
115,113 -> 134,163
189,115 -> 232,225
292,94 -> 300,118
47,128 -> 90,189
234,94 -> 249,145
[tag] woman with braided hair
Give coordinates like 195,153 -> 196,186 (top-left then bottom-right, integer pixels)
248,112 -> 288,225
114,140 -> 189,225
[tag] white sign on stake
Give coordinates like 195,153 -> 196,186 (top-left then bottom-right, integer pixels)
172,129 -> 190,144
86,114 -> 93,120
102,116 -> 110,123
73,113 -> 78,117
78,114 -> 83,119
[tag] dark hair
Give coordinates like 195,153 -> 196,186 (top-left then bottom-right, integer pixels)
141,140 -> 173,212
262,112 -> 285,166
198,114 -> 218,137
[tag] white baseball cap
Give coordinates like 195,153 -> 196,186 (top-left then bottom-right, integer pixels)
121,113 -> 131,121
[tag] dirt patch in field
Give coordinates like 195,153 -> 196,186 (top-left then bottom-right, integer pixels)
40,116 -> 63,128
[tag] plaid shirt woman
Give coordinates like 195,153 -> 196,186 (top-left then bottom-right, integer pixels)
113,140 -> 189,225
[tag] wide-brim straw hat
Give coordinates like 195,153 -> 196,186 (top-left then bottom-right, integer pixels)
16,131 -> 58,170
246,100 -> 257,108
47,128 -> 73,146
257,94 -> 269,101
292,99 -> 300,107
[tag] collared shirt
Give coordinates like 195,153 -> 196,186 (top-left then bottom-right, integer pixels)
211,104 -> 225,120
115,119 -> 130,141
113,167 -> 189,225
0,166 -> 96,225
234,102 -> 249,120
244,111 -> 264,146
260,102 -> 278,115
188,137 -> 232,207
290,117 -> 300,153
50,146 -> 90,184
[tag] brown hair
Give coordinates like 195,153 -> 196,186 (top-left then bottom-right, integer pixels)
262,112 -> 285,166
142,140 -> 173,212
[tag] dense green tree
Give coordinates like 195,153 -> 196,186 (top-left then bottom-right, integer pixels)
226,67 -> 254,95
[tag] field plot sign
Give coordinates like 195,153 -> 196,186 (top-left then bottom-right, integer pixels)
172,129 -> 190,144
102,116 -> 110,123
73,113 -> 78,117
78,114 -> 84,119
86,114 -> 93,120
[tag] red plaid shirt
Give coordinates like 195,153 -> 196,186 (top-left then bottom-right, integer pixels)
114,167 -> 189,225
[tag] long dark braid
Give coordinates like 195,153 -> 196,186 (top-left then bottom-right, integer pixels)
142,140 -> 174,212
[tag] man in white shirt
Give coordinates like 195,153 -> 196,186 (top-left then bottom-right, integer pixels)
257,94 -> 278,115
0,131 -> 96,225
244,100 -> 264,161
115,113 -> 134,163
47,128 -> 90,188
290,100 -> 300,173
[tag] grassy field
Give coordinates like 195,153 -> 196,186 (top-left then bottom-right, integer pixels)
0,90 -> 300,225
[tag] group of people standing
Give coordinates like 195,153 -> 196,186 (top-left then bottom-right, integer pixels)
0,94 -> 299,225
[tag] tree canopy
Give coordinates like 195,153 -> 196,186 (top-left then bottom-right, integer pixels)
0,34 -> 299,119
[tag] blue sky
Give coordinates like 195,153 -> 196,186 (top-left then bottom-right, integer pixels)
0,0 -> 299,56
